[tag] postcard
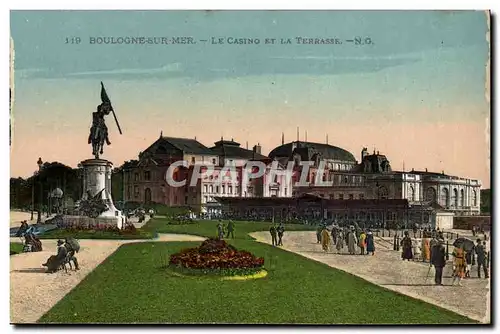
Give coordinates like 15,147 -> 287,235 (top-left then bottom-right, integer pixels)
9,10 -> 491,325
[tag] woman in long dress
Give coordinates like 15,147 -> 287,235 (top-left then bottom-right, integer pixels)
365,231 -> 375,255
336,230 -> 345,253
400,231 -> 413,261
452,247 -> 466,286
321,228 -> 331,252
421,238 -> 431,262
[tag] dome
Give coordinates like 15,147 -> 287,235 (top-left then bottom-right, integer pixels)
268,141 -> 356,162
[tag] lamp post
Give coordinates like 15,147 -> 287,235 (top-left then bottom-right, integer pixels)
30,170 -> 35,221
36,157 -> 43,224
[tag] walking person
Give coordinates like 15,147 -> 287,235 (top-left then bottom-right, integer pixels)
226,220 -> 235,239
277,223 -> 285,246
331,227 -> 337,245
316,225 -> 322,244
217,222 -> 225,240
475,239 -> 489,279
401,231 -> 413,261
430,238 -> 446,285
358,230 -> 367,255
365,230 -> 375,256
321,227 -> 331,252
465,243 -> 475,278
270,224 -> 278,246
451,246 -> 466,286
336,230 -> 345,254
347,227 -> 358,255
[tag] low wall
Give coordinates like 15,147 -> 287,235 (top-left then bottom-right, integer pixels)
62,215 -> 124,229
453,215 -> 491,231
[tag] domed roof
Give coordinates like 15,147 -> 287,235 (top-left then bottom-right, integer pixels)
268,141 -> 356,162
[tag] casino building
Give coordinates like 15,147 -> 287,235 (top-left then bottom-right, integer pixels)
114,132 -> 481,226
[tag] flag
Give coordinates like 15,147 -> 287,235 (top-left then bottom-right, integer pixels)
100,81 -> 113,109
100,82 -> 122,135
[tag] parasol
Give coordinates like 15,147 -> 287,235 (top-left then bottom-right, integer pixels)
453,237 -> 475,252
65,237 -> 80,253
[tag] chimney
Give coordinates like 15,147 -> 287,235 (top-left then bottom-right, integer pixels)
246,141 -> 248,149
281,132 -> 284,145
254,143 -> 262,154
296,127 -> 299,142
425,168 -> 428,172
326,134 -> 328,145
160,130 -> 163,138
305,131 -> 308,142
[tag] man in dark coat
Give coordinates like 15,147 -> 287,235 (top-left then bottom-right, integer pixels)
226,220 -> 235,239
64,238 -> 80,270
277,223 -> 285,246
270,225 -> 278,246
431,238 -> 446,285
400,231 -> 413,261
475,239 -> 489,279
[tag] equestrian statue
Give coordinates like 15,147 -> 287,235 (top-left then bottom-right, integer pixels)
88,82 -> 122,159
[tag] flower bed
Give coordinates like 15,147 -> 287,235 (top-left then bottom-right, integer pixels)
168,238 -> 265,277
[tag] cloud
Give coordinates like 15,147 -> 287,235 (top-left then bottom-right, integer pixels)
66,63 -> 183,77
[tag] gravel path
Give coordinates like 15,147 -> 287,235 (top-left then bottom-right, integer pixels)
250,231 -> 490,324
10,234 -> 205,324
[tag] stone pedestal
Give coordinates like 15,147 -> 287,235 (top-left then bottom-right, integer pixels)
80,158 -> 124,228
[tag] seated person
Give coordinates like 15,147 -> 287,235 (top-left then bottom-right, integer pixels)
64,238 -> 80,270
43,240 -> 68,273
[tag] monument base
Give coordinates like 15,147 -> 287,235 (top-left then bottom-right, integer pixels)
79,158 -> 124,229
62,215 -> 125,230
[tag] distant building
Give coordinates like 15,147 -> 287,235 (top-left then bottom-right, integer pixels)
118,134 -> 292,213
116,134 -> 481,223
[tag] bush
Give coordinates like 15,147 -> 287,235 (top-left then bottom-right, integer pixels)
168,238 -> 264,275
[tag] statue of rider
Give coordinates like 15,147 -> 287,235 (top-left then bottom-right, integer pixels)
88,102 -> 112,147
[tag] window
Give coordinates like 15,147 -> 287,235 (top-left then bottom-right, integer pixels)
144,171 -> 151,181
338,194 -> 344,200
228,185 -> 232,194
359,194 -> 364,200
472,190 -> 477,206
284,188 -> 287,196
349,194 -> 354,200
191,157 -> 196,164
236,186 -> 240,195
425,187 -> 437,202
460,189 -> 465,207
222,185 -> 225,194
441,188 -> 450,207
212,158 -> 216,165
134,186 -> 139,198
378,186 -> 389,200
134,173 -> 139,181
216,186 -> 220,193
204,196 -> 208,203
330,194 -> 335,200
204,185 -> 208,193
408,185 -> 415,201
209,185 -> 213,193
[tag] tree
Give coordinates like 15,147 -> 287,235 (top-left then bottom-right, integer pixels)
480,189 -> 490,215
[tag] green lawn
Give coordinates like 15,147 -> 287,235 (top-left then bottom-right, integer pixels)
10,242 -> 24,255
143,218 -> 315,240
37,218 -> 475,324
39,240 -> 474,324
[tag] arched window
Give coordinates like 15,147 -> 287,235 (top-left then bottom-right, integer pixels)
472,190 -> 477,206
460,189 -> 465,207
408,185 -> 415,201
441,188 -> 450,208
451,188 -> 458,208
425,187 -> 437,202
378,186 -> 389,200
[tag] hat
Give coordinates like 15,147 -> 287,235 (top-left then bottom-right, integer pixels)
57,239 -> 64,246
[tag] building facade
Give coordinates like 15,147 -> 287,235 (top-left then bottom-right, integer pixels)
116,135 -> 482,219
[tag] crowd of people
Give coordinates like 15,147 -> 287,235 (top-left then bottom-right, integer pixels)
315,224 -> 376,255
